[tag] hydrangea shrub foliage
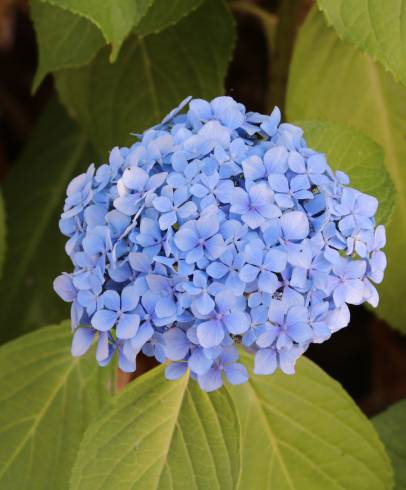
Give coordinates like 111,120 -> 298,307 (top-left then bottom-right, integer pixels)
54,96 -> 386,391
0,1 -> 403,488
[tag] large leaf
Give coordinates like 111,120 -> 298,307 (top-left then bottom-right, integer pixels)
373,399 -> 406,489
0,322 -> 115,489
318,0 -> 406,87
40,0 -> 152,61
70,365 -> 240,489
0,101 -> 97,343
31,0 -> 104,91
286,7 -> 406,333
55,0 -> 236,155
299,120 -> 395,225
135,0 -> 204,36
228,351 -> 393,489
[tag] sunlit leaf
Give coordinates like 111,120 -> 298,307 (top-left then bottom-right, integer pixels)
300,120 -> 395,225
70,365 -> 240,489
373,399 -> 406,489
228,351 -> 393,489
0,322 -> 115,489
318,0 -> 406,87
286,7 -> 406,334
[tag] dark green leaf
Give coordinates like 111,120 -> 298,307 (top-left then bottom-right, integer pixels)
228,351 -> 393,489
40,0 -> 153,60
55,0 -> 236,155
70,365 -> 240,489
135,0 -> 204,36
373,399 -> 406,489
31,0 -> 104,91
0,322 -> 115,489
299,120 -> 395,225
286,7 -> 406,334
0,101 -> 97,343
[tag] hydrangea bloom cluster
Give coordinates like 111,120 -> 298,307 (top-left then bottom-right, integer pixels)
54,96 -> 386,392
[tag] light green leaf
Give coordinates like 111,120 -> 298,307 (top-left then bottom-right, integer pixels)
55,0 -> 236,155
318,0 -> 406,87
70,365 -> 240,489
0,322 -> 115,490
41,0 -> 153,61
373,399 -> 406,489
299,120 -> 395,225
0,101 -> 97,343
0,191 -> 6,279
228,351 -> 393,489
135,0 -> 204,36
286,7 -> 406,333
31,0 -> 104,91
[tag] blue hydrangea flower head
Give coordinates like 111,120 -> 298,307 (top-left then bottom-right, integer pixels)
54,96 -> 386,391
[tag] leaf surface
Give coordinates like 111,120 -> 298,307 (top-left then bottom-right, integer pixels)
135,0 -> 204,36
286,7 -> 406,333
373,399 -> 406,489
0,101 -> 97,342
300,120 -> 395,225
40,0 -> 153,60
70,365 -> 240,489
0,322 -> 115,489
318,0 -> 406,87
31,0 -> 104,90
228,351 -> 393,489
55,0 -> 236,155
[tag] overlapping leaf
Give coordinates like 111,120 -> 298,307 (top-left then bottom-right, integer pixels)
318,0 -> 406,87
286,7 -> 406,333
0,101 -> 97,343
70,365 -> 240,489
40,0 -> 152,60
228,351 -> 393,489
134,0 -> 204,36
373,399 -> 406,489
31,0 -> 104,90
0,323 -> 115,489
300,120 -> 395,225
55,0 -> 236,155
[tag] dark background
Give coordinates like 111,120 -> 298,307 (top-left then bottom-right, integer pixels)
1,0 -> 405,415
